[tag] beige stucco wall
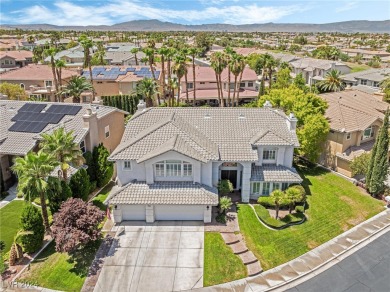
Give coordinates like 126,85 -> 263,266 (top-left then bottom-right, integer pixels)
93,81 -> 120,97
96,111 -> 125,154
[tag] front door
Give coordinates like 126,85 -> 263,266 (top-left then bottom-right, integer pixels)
221,170 -> 237,188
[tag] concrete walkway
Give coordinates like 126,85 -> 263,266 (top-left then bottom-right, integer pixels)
191,209 -> 390,292
0,184 -> 18,209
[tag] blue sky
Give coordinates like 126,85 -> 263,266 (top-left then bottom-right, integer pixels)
1,0 -> 389,26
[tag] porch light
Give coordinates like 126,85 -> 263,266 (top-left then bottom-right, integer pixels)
114,205 -> 117,210
206,206 -> 209,210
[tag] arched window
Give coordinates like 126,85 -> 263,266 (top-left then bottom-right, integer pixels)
20,83 -> 25,90
155,160 -> 192,177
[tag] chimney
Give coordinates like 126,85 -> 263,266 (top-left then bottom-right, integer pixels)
83,106 -> 99,148
137,100 -> 146,112
263,100 -> 273,108
287,112 -> 298,131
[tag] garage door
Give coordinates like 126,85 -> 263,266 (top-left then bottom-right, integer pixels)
155,205 -> 204,221
121,205 -> 146,220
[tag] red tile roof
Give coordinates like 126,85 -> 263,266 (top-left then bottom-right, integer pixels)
0,64 -> 78,81
0,50 -> 33,61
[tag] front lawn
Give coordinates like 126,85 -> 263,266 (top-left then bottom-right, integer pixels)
204,232 -> 247,286
19,240 -> 101,291
238,166 -> 384,271
91,181 -> 115,211
344,61 -> 371,73
253,204 -> 305,228
0,200 -> 28,253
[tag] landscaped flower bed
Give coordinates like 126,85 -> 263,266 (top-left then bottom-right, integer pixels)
253,204 -> 305,229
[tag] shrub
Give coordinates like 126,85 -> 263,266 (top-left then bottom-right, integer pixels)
0,253 -> 6,274
254,204 -> 305,228
48,180 -> 72,214
19,205 -> 44,253
257,196 -> 289,209
83,151 -> 96,182
219,196 -> 232,214
69,168 -> 91,201
289,185 -> 306,201
218,179 -> 233,195
216,213 -> 226,224
93,144 -> 113,187
89,181 -> 97,193
52,198 -> 105,253
295,205 -> 305,213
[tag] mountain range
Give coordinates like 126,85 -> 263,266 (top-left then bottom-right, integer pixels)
1,19 -> 389,33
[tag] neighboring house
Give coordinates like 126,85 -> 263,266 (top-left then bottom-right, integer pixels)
179,66 -> 259,105
0,101 -> 127,189
341,48 -> 390,62
290,58 -> 351,85
106,101 -> 302,223
0,39 -> 21,51
44,46 -> 85,67
105,51 -> 146,66
0,50 -> 33,69
81,66 -> 161,98
0,64 -> 78,101
342,68 -> 390,89
319,90 -> 389,177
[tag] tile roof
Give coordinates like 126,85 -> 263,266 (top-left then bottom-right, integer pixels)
290,58 -> 349,70
185,66 -> 257,83
342,68 -> 390,83
0,101 -> 125,156
179,88 -> 258,100
0,64 -> 77,81
0,50 -> 33,61
106,181 -> 218,205
110,107 -> 299,162
250,165 -> 303,183
320,90 -> 387,132
336,140 -> 375,162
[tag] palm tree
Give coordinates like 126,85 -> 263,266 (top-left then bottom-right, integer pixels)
44,46 -> 59,98
62,76 -> 93,103
263,54 -> 278,89
9,230 -> 33,266
137,78 -> 159,107
158,46 -> 169,104
40,128 -> 84,181
140,57 -> 148,65
173,54 -> 187,105
12,151 -> 58,233
317,69 -> 345,92
230,53 -> 245,107
210,52 -> 228,107
54,59 -> 66,101
285,187 -> 302,214
225,47 -> 235,107
78,35 -> 95,101
143,48 -> 156,80
188,46 -> 199,104
270,189 -> 285,219
166,47 -> 176,105
131,47 -> 139,65
180,48 -> 190,103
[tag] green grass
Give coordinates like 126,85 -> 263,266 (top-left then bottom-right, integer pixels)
344,61 -> 371,73
0,200 -> 28,253
204,232 -> 247,286
253,204 -> 305,228
238,166 -> 384,271
91,181 -> 115,211
20,240 -> 101,291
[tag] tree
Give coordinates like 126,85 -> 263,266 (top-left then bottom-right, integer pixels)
54,59 -> 66,101
270,189 -> 285,219
79,34 -> 95,101
273,68 -> 292,89
62,75 -> 93,103
44,46 -> 59,98
69,168 -> 91,201
12,151 -> 58,233
366,110 -> 390,195
91,41 -> 106,66
47,179 -> 72,214
188,46 -> 199,103
350,153 -> 371,177
136,77 -> 159,108
380,77 -> 390,102
219,196 -> 232,214
0,165 -> 4,195
210,52 -> 228,107
258,86 -> 329,161
230,53 -> 245,107
83,151 -> 96,182
173,54 -> 187,105
52,198 -> 104,253
293,73 -> 307,91
93,143 -> 114,187
317,69 -> 345,92
9,230 -> 31,266
218,179 -> 233,195
0,82 -> 28,100
20,204 -> 44,253
40,127 -> 84,181
194,32 -> 212,57
131,47 -> 139,65
285,187 -> 302,214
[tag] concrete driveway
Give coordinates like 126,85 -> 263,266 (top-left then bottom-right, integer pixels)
94,221 -> 204,292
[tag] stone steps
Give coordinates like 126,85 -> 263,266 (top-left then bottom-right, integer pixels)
247,261 -> 263,276
220,232 -> 240,245
239,251 -> 258,265
230,241 -> 248,254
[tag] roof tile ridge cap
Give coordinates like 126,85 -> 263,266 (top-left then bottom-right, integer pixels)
251,129 -> 270,144
104,182 -> 132,203
339,99 -> 379,118
267,128 -> 295,145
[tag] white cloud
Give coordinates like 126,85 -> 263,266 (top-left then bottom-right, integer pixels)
335,1 -> 358,13
2,0 -> 308,26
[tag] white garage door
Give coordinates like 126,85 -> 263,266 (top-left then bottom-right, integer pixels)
121,205 -> 146,220
155,205 -> 204,221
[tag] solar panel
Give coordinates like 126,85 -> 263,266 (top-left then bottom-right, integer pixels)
18,103 -> 47,113
9,121 -> 48,133
46,105 -> 82,116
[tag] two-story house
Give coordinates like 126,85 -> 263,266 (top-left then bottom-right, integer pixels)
0,101 -> 127,189
319,90 -> 389,177
106,101 -> 302,223
342,68 -> 390,91
179,66 -> 259,106
0,51 -> 33,70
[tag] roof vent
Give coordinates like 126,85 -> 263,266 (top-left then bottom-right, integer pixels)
238,113 -> 246,119
204,113 -> 211,119
263,100 -> 272,108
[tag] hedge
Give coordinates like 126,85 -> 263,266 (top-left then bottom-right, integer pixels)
102,94 -> 140,115
257,196 -> 290,209
20,204 -> 44,253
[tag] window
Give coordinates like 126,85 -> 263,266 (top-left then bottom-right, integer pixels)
346,133 -> 351,140
187,83 -> 193,89
4,59 -> 10,65
123,161 -> 131,170
373,81 -> 380,88
105,125 -> 110,138
97,81 -> 103,84
360,79 -> 368,85
20,83 -> 25,90
263,149 -> 277,161
229,83 -> 235,90
79,140 -> 86,153
362,126 -> 374,140
154,160 -> 193,177
282,183 -> 289,191
200,82 -> 205,85
262,182 -> 271,196
240,82 -> 245,87
248,82 -> 254,87
45,80 -> 53,88
273,183 -> 280,190
251,182 -> 261,194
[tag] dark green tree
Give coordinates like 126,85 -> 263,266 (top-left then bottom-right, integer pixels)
93,144 -> 114,187
20,205 -> 44,253
47,180 -> 72,214
83,151 -> 96,182
366,110 -> 390,195
69,168 -> 91,201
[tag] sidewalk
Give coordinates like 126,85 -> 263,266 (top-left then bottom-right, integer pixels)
0,185 -> 18,209
191,208 -> 390,292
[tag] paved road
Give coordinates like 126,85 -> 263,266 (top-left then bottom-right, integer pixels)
287,230 -> 390,292
94,221 -> 204,292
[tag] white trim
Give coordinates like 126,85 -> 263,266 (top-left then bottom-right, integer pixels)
105,125 -> 110,138
123,160 -> 132,171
